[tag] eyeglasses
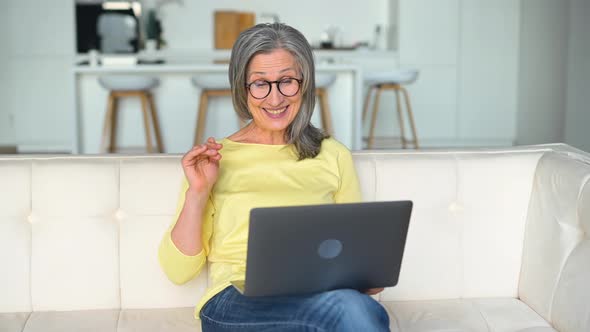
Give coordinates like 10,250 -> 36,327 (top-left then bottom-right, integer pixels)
246,77 -> 303,99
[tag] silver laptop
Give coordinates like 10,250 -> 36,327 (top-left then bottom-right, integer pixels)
231,200 -> 413,297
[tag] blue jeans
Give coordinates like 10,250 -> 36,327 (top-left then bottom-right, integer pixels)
200,286 -> 390,331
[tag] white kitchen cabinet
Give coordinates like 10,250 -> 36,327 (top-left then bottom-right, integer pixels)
9,57 -> 74,151
392,0 -> 520,147
0,1 -> 14,146
8,0 -> 74,56
392,0 -> 459,146
3,0 -> 75,152
458,0 -> 520,143
399,0 -> 459,66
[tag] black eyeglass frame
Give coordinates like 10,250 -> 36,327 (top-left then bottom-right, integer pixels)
245,77 -> 303,99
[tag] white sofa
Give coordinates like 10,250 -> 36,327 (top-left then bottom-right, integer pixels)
1,144 -> 589,332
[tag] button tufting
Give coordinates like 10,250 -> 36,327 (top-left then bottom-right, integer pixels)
114,209 -> 126,220
448,202 -> 464,213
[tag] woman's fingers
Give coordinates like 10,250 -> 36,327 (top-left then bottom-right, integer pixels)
363,288 -> 384,295
206,137 -> 223,150
182,145 -> 207,161
182,139 -> 222,167
183,145 -> 221,165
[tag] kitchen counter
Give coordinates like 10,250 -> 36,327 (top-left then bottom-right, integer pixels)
73,62 -> 361,74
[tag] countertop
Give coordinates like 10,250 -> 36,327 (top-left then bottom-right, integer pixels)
72,62 -> 362,74
72,48 -> 397,74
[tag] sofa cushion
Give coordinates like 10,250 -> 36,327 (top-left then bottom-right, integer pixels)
21,309 -> 119,332
4,308 -> 200,332
383,298 -> 555,332
0,312 -> 30,332
0,300 -> 554,332
118,307 -> 201,332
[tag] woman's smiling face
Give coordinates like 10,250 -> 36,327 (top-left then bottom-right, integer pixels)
246,48 -> 303,136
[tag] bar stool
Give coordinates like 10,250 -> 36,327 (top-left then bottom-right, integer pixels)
315,73 -> 336,136
98,76 -> 164,153
191,74 -> 244,145
363,69 -> 419,149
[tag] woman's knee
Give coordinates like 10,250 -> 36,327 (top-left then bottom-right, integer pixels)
316,289 -> 390,331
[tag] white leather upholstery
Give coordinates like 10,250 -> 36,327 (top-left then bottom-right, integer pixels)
383,298 -> 555,332
98,75 -> 159,91
0,161 -> 32,313
0,313 -> 29,332
354,152 -> 543,301
1,144 -> 589,332
519,152 -> 590,332
364,68 -> 419,85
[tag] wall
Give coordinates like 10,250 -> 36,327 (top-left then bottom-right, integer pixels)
0,3 -> 15,146
157,0 -> 390,51
564,0 -> 590,152
516,0 -> 569,145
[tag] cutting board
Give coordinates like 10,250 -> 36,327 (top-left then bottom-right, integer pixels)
214,11 -> 256,49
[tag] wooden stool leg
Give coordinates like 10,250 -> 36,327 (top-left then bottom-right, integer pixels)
400,86 -> 419,149
101,92 -> 116,153
147,93 -> 164,153
362,85 -> 374,122
194,91 -> 209,146
368,86 -> 382,149
394,87 -> 408,149
140,92 -> 154,153
317,88 -> 334,135
109,95 -> 119,153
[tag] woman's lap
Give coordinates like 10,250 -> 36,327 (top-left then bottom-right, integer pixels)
200,286 -> 390,331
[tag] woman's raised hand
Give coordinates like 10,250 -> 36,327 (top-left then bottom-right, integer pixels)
181,137 -> 223,195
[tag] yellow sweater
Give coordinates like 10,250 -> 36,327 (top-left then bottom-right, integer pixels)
158,137 -> 362,319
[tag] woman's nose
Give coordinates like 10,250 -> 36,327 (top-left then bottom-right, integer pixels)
266,83 -> 284,105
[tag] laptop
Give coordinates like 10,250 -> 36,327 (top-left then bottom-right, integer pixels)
231,200 -> 413,297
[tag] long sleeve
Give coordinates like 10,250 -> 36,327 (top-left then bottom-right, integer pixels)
158,179 -> 214,285
333,148 -> 362,203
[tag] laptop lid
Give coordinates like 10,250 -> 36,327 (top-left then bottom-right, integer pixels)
240,200 -> 413,297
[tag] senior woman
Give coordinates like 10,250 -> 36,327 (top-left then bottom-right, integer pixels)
159,23 -> 390,331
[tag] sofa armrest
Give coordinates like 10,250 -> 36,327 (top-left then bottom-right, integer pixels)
518,151 -> 590,332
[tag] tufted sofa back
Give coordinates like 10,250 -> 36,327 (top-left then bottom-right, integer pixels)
353,150 -> 543,301
1,156 -> 206,313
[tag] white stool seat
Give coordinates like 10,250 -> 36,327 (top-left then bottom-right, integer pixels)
315,73 -> 337,88
364,69 -> 419,86
98,76 -> 159,91
191,74 -> 231,90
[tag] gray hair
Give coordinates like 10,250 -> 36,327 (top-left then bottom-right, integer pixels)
228,22 -> 328,160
